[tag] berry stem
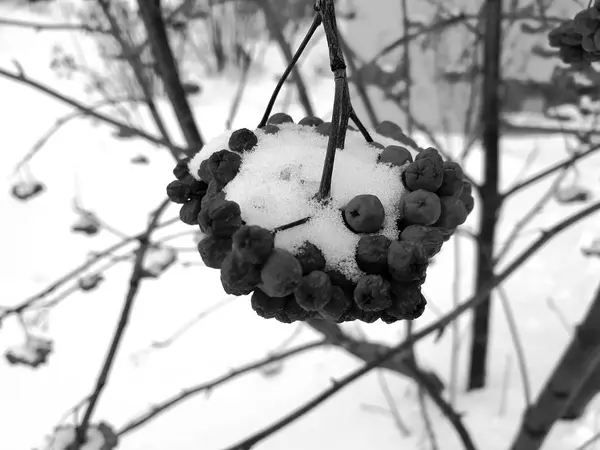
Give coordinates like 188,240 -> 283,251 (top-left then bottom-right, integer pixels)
350,110 -> 374,143
315,0 -> 352,201
258,13 -> 322,128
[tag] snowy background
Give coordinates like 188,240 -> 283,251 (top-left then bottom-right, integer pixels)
2,2 -> 600,450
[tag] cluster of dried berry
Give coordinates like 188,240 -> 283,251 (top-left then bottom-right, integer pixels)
549,6 -> 600,65
166,114 -> 474,324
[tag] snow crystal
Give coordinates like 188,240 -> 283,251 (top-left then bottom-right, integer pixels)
189,123 -> 416,280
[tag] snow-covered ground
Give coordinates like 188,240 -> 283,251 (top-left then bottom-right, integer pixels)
2,4 -> 600,450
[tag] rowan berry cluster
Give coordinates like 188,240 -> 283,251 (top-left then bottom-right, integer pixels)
549,6 -> 600,65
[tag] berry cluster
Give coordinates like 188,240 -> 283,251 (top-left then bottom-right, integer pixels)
166,115 -> 474,324
549,6 -> 600,65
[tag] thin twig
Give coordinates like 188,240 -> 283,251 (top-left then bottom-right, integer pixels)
0,17 -> 109,33
377,371 -> 411,437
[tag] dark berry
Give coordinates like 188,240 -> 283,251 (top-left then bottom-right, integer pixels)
399,225 -> 444,258
318,285 -> 352,322
343,194 -> 385,233
459,183 -> 475,215
198,198 -> 242,238
232,225 -> 274,265
315,122 -> 332,137
207,149 -> 242,188
403,158 -> 444,192
198,159 -> 213,183
387,281 -> 427,320
299,116 -> 324,127
260,249 -> 303,297
434,197 -> 468,229
251,288 -> 288,319
355,235 -> 391,274
354,274 -> 392,312
166,179 -> 191,204
268,112 -> 294,125
201,180 -> 225,210
325,269 -> 355,296
179,198 -> 202,225
294,242 -> 326,275
387,240 -> 428,282
197,236 -> 233,269
228,128 -> 258,152
220,252 -> 262,296
294,271 -> 332,311
380,313 -> 399,324
375,121 -> 418,148
378,145 -> 413,167
173,158 -> 190,180
348,303 -> 382,323
275,296 -> 312,323
400,190 -> 442,226
437,161 -> 464,197
262,124 -> 280,135
416,147 -> 444,166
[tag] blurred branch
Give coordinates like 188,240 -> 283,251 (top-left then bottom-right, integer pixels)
0,17 -> 109,34
117,339 -> 327,436
0,66 -> 186,159
76,199 -> 171,443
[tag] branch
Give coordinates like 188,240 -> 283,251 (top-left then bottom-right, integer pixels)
0,67 -> 186,160
116,340 -> 327,436
0,18 -> 109,34
137,0 -> 204,153
220,201 -> 600,450
76,199 -> 171,443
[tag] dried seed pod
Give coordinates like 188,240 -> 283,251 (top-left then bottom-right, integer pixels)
403,158 -> 444,192
198,198 -> 243,238
220,251 -> 262,296
399,225 -> 444,258
387,281 -> 427,320
437,161 -> 464,197
378,145 -> 413,167
228,128 -> 258,153
173,158 -> 190,180
354,274 -> 392,312
400,189 -> 442,226
268,112 -> 294,125
355,234 -> 391,274
294,270 -> 332,311
260,249 -> 303,297
299,116 -> 324,127
343,194 -> 385,233
294,241 -> 326,275
179,197 -> 203,225
434,196 -> 468,229
232,225 -> 274,265
387,240 -> 428,282
207,149 -> 242,187
318,285 -> 352,322
197,236 -> 233,269
315,122 -> 333,136
251,288 -> 288,319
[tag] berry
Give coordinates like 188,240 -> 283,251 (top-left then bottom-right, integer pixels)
343,194 -> 385,233
201,180 -> 226,210
399,225 -> 444,258
387,240 -> 428,282
260,249 -> 303,297
268,112 -> 294,125
251,288 -> 288,319
347,303 -> 382,323
232,225 -> 274,265
318,285 -> 352,322
434,197 -> 468,229
400,189 -> 442,226
325,269 -> 355,296
415,147 -> 443,167
294,242 -> 326,275
294,270 -> 332,311
207,149 -> 242,187
198,159 -> 213,183
459,181 -> 475,214
299,116 -> 324,127
437,161 -> 464,197
387,281 -> 427,320
403,158 -> 444,192
262,124 -> 280,135
378,145 -> 413,167
380,313 -> 399,324
166,179 -> 191,204
275,296 -> 312,323
354,274 -> 392,312
355,235 -> 391,274
197,236 -> 232,269
173,158 -> 190,180
198,198 -> 243,238
228,128 -> 258,152
220,252 -> 262,296
316,122 -> 333,136
375,121 -> 418,148
179,198 -> 203,225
